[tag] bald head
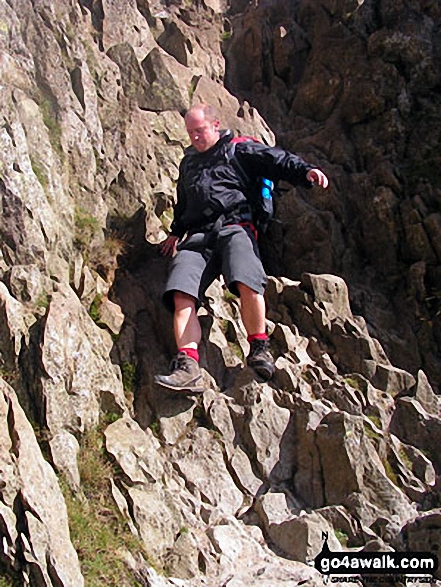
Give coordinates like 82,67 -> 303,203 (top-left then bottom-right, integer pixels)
184,104 -> 220,152
185,103 -> 219,124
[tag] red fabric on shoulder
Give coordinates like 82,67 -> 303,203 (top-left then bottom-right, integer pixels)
231,136 -> 259,144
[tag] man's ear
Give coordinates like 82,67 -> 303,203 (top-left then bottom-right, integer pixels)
213,119 -> 220,130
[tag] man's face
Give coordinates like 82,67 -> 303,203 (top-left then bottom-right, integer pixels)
185,110 -> 220,153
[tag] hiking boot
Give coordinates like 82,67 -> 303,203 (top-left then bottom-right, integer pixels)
154,352 -> 204,394
247,338 -> 275,381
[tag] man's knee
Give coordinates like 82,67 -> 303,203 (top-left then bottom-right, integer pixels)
236,282 -> 260,299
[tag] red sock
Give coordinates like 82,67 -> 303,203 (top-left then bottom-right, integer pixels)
179,347 -> 199,363
247,333 -> 268,343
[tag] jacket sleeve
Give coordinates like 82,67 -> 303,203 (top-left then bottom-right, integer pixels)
234,142 -> 315,188
169,161 -> 188,239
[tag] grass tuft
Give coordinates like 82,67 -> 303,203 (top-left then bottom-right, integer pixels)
61,427 -> 154,586
74,207 -> 100,252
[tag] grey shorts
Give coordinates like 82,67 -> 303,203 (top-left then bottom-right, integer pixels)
163,224 -> 267,311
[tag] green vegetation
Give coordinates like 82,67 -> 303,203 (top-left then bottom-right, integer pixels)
0,365 -> 18,385
63,20 -> 76,43
74,206 -> 100,251
149,420 -> 161,437
382,458 -> 399,487
334,529 -> 349,547
343,376 -> 364,392
229,341 -> 244,361
81,39 -> 100,80
38,96 -> 63,160
103,411 -> 122,426
363,423 -> 382,443
30,156 -> 49,189
61,427 -> 154,586
111,331 -> 122,343
219,318 -> 230,333
88,294 -> 103,325
101,235 -> 126,258
1,422 -> 151,585
159,208 -> 174,232
398,448 -> 414,471
121,362 -> 137,396
223,289 -> 237,303
74,207 -> 100,233
218,319 -> 244,361
35,290 -> 51,311
0,20 -> 10,36
366,414 -> 382,429
0,573 -> 21,587
90,233 -> 127,279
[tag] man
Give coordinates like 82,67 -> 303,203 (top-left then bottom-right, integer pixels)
155,103 -> 328,393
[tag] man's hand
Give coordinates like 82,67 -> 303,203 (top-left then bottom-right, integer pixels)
159,235 -> 178,257
306,169 -> 329,188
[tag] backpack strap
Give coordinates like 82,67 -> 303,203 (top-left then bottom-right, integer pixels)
226,137 -> 276,234
226,141 -> 252,189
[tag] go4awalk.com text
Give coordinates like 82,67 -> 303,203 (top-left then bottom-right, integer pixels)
315,551 -> 438,575
313,534 -> 439,585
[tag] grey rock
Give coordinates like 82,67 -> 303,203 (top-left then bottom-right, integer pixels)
39,283 -> 126,436
1,0 -> 441,584
49,430 -> 81,492
0,380 -> 84,586
255,492 -> 342,562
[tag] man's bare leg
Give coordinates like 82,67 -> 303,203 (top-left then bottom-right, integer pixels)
236,283 -> 266,336
236,282 -> 274,381
173,291 -> 201,349
154,291 -> 203,392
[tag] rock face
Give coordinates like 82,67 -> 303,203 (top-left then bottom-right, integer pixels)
224,0 -> 441,392
0,380 -> 84,585
0,0 -> 441,585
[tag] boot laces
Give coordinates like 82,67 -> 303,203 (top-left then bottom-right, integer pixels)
250,338 -> 269,355
170,352 -> 192,373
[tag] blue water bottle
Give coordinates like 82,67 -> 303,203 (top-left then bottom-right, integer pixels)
262,178 -> 273,199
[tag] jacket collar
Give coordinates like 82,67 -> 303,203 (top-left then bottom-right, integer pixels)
184,129 -> 234,156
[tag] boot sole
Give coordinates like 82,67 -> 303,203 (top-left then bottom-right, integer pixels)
154,375 -> 205,394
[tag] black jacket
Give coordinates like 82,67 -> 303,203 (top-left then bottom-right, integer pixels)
170,130 -> 315,238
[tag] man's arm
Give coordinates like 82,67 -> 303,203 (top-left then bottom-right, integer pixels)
235,142 -> 328,188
